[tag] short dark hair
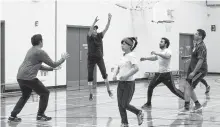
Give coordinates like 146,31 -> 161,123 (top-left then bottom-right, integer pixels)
31,34 -> 42,46
197,29 -> 206,40
161,37 -> 170,48
94,25 -> 98,30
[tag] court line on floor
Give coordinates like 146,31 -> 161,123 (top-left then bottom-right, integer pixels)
1,88 -> 220,116
0,92 -> 217,118
1,88 -> 181,107
1,102 -> 220,127
146,102 -> 220,123
2,80 -> 219,104
128,103 -> 220,127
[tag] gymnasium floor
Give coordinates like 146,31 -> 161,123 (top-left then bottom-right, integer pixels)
1,76 -> 220,127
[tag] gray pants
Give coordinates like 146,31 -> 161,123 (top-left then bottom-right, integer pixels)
117,81 -> 140,124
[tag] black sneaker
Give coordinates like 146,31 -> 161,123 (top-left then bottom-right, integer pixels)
141,103 -> 152,109
205,86 -> 210,94
37,114 -> 52,121
89,94 -> 93,101
8,116 -> 22,122
121,123 -> 129,127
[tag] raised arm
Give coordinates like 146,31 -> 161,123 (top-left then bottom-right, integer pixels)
102,13 -> 112,36
88,16 -> 99,37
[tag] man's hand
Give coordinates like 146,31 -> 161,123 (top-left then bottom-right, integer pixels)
188,72 -> 196,79
140,57 -> 146,61
54,66 -> 62,70
95,16 -> 99,23
151,51 -> 158,55
113,76 -> 117,81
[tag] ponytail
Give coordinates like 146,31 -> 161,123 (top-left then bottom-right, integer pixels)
129,37 -> 138,51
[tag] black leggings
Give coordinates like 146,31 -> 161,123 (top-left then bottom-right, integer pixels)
147,72 -> 184,104
11,78 -> 50,117
87,57 -> 108,82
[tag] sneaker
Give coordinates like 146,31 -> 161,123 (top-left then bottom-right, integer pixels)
205,86 -> 210,94
141,103 -> 152,109
108,90 -> 113,98
192,104 -> 203,113
137,111 -> 144,125
8,116 -> 22,122
89,93 -> 93,101
178,107 -> 190,115
121,123 -> 129,127
37,114 -> 52,121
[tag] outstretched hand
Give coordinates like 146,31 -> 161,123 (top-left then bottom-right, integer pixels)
54,66 -> 61,70
61,52 -> 70,60
95,16 -> 99,22
140,57 -> 146,61
108,13 -> 112,20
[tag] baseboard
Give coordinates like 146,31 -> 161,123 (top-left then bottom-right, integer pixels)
207,72 -> 220,75
96,78 -> 148,86
4,85 -> 66,92
3,73 -> 218,93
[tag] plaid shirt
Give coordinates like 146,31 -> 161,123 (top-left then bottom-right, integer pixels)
189,41 -> 208,72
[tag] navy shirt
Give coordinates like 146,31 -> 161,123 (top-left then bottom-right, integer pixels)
188,41 -> 207,73
87,32 -> 104,58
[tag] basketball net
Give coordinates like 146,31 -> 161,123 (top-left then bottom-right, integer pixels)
165,22 -> 172,32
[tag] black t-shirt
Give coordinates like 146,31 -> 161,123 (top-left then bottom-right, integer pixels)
87,32 -> 104,58
188,42 -> 208,73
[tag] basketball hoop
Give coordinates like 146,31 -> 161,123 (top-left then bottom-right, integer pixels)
151,19 -> 174,32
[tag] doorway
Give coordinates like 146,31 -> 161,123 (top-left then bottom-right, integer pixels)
179,33 -> 194,77
66,26 -> 97,91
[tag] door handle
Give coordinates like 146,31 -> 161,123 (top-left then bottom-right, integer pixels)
80,50 -> 82,62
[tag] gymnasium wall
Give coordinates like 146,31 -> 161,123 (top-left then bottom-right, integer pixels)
1,0 -> 220,87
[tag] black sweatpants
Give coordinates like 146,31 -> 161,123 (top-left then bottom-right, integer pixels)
11,78 -> 50,117
117,81 -> 140,124
88,56 -> 108,82
147,72 -> 184,104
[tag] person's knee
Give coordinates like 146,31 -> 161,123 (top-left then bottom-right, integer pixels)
148,84 -> 154,91
22,93 -> 32,100
40,90 -> 50,98
121,103 -> 128,109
